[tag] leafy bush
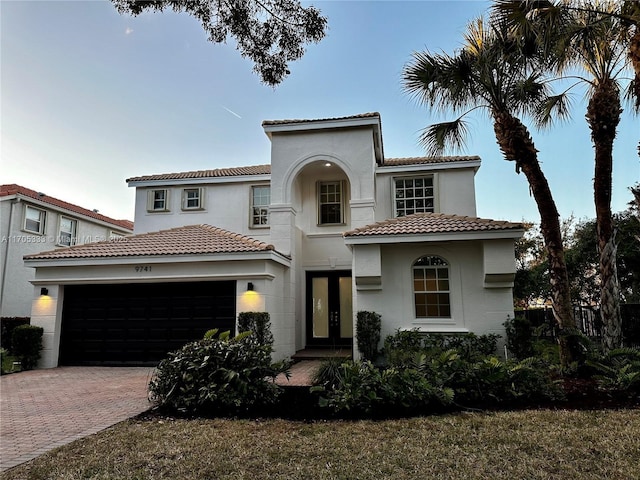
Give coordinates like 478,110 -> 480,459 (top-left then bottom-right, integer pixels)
384,330 -> 500,367
11,324 -> 43,370
356,311 -> 381,362
312,360 -> 453,416
504,316 -> 535,359
149,330 -> 290,415
237,312 -> 274,346
0,317 -> 30,351
586,348 -> 640,393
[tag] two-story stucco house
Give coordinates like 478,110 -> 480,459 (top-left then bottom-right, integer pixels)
25,113 -> 523,368
0,184 -> 133,319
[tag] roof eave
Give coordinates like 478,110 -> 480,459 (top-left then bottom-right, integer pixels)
344,229 -> 524,245
24,250 -> 291,268
377,159 -> 481,174
127,174 -> 271,188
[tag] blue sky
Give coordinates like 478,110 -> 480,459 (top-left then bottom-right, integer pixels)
2,0 -> 638,224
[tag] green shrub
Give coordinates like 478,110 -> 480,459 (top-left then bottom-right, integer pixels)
312,360 -> 453,416
149,330 -> 290,415
356,311 -> 381,362
504,316 -> 535,359
0,317 -> 30,351
11,324 -> 43,370
586,348 -> 640,393
237,312 -> 274,346
383,329 -> 424,367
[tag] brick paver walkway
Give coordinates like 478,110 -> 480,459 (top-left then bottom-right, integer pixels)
0,367 -> 153,472
275,360 -> 322,386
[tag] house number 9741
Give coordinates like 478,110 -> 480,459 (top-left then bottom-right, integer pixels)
134,266 -> 152,272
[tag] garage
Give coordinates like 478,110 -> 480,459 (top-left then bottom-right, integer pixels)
59,281 -> 236,366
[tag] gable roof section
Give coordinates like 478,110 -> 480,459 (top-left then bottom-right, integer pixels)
24,224 -> 277,260
344,213 -> 523,241
0,184 -> 133,231
126,164 -> 271,183
261,112 -> 380,126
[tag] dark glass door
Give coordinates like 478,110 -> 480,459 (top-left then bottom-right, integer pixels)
306,271 -> 353,347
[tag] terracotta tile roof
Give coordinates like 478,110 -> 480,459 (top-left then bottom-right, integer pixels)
262,112 -> 380,126
382,156 -> 480,166
126,165 -> 271,183
24,224 -> 276,260
344,213 -> 523,237
0,184 -> 133,231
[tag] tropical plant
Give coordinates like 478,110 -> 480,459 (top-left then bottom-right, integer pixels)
402,17 -> 578,367
586,347 -> 640,392
148,329 -> 290,414
492,0 -> 636,350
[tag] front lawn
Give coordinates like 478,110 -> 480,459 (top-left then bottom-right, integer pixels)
4,409 -> 639,480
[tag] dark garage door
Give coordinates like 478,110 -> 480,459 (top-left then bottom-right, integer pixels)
60,281 -> 236,366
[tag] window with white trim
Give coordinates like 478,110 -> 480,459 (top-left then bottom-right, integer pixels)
24,206 -> 46,234
251,186 -> 270,227
394,176 -> 435,217
413,255 -> 451,318
182,188 -> 204,210
318,181 -> 344,225
58,217 -> 77,247
147,189 -> 170,212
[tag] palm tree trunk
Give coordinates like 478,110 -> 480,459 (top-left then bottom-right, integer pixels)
630,25 -> 640,110
492,110 -> 577,368
586,79 -> 623,350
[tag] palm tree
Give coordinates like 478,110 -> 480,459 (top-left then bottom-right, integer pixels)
492,0 -> 635,350
403,18 -> 578,367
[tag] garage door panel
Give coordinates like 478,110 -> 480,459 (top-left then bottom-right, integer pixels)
60,281 -> 237,366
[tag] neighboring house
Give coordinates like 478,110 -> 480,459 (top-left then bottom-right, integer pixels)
0,184 -> 134,318
24,113 -> 523,368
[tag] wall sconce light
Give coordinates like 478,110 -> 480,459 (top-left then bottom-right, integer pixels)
247,282 -> 254,292
40,287 -> 49,296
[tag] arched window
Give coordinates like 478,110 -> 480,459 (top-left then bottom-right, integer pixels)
413,256 -> 451,318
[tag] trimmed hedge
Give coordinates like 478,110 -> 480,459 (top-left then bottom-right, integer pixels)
11,324 -> 43,370
1,317 -> 30,351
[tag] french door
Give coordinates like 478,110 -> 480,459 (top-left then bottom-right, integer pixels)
305,271 -> 353,347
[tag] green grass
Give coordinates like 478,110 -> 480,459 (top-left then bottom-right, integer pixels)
3,409 -> 640,480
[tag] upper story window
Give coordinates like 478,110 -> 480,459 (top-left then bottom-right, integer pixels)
24,206 -> 46,235
147,189 -> 170,212
413,255 -> 450,318
394,176 -> 435,217
251,185 -> 270,227
58,217 -> 77,247
318,181 -> 344,225
182,188 -> 204,211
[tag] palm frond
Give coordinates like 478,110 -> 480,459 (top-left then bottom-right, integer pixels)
419,117 -> 471,157
534,92 -> 574,128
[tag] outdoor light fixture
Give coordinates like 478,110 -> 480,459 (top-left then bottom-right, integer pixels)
325,162 -> 332,167
40,287 -> 49,296
247,282 -> 254,292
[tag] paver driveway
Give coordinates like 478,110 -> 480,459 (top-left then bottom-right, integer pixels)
0,366 -> 153,472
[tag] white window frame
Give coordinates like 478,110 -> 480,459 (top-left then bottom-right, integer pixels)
413,255 -> 451,319
393,175 -> 436,217
182,187 -> 204,211
250,185 -> 270,228
317,180 -> 345,226
57,216 -> 78,247
147,189 -> 170,212
23,206 -> 46,235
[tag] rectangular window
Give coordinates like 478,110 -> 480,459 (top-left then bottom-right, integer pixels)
58,217 -> 77,247
251,186 -> 270,227
318,181 -> 344,225
394,176 -> 435,217
182,188 -> 203,210
147,189 -> 169,212
24,206 -> 45,234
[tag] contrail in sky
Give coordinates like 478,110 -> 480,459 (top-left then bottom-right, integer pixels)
222,106 -> 242,119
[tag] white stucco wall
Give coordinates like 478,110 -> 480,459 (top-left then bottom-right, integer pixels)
131,182 -> 271,243
353,241 -> 515,345
1,199 -> 131,317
